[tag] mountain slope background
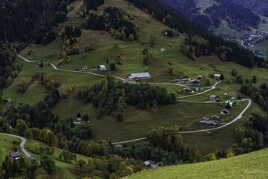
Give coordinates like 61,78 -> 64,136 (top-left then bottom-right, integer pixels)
159,0 -> 268,36
1,0 -> 267,150
1,0 -> 268,178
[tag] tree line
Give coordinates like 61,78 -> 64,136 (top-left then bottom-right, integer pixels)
0,44 -> 17,89
0,0 -> 75,44
84,7 -> 138,41
77,78 -> 176,121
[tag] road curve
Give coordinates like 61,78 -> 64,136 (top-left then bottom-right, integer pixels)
18,54 -> 220,89
0,133 -> 36,161
17,54 -> 252,145
17,54 -> 35,63
177,99 -> 252,134
112,99 -> 252,145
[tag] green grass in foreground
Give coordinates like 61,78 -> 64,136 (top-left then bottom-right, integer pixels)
129,148 -> 268,179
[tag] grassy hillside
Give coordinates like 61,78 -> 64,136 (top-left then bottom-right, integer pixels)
129,148 -> 268,179
2,0 -> 267,154
0,134 -> 20,163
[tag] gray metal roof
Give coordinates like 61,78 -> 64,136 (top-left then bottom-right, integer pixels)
129,72 -> 151,79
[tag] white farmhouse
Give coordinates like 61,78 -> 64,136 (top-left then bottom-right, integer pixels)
214,74 -> 222,79
97,65 -> 107,71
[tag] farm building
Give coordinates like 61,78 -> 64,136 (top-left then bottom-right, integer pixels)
144,161 -> 151,167
129,72 -> 151,80
184,88 -> 192,93
10,152 -> 21,160
97,65 -> 107,71
210,95 -> 220,102
202,117 -> 210,121
190,79 -> 200,85
221,109 -> 230,115
211,115 -> 220,120
214,74 -> 224,80
4,98 -> 12,105
197,75 -> 204,80
226,100 -> 234,107
200,120 -> 217,126
144,161 -> 160,169
82,66 -> 88,71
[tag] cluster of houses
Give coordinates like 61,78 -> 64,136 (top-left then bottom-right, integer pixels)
175,75 -> 204,86
199,108 -> 231,126
221,31 -> 268,58
210,92 -> 233,102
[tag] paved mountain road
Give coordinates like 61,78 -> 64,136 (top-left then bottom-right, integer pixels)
0,133 -> 37,161
17,54 -> 252,145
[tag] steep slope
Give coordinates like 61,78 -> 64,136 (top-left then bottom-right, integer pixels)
129,148 -> 268,179
158,0 -> 266,35
0,0 -> 265,153
231,0 -> 268,17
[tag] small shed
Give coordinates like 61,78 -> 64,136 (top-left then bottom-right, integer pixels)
115,144 -> 123,148
209,94 -> 220,102
184,88 -> 192,93
226,100 -> 234,107
197,75 -> 204,80
160,48 -> 166,53
97,65 -> 107,71
82,66 -> 88,71
151,163 -> 160,169
202,117 -> 210,121
211,115 -> 220,120
144,161 -> 151,167
214,74 -> 222,79
221,109 -> 230,115
191,79 -> 200,84
5,98 -> 12,105
10,152 -> 21,160
200,120 -> 217,126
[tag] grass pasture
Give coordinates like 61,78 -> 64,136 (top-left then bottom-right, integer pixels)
4,0 -> 268,155
128,148 -> 268,179
0,134 -> 20,163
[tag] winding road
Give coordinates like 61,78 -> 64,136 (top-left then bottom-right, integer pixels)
0,133 -> 37,161
15,54 -> 252,145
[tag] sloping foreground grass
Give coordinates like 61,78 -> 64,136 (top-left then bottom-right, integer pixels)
128,148 -> 268,179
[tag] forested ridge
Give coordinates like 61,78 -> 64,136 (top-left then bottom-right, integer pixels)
159,0 -> 263,32
0,0 -> 74,44
205,1 -> 261,30
0,44 -> 17,89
